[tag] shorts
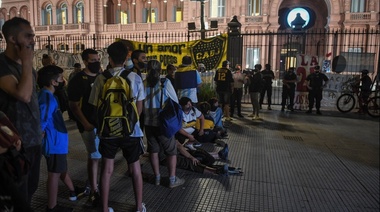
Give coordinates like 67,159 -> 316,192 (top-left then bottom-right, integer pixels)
80,130 -> 102,159
99,137 -> 144,164
145,126 -> 177,156
218,92 -> 231,105
45,154 -> 67,173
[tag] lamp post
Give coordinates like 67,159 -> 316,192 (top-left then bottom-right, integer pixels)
188,0 -> 218,40
227,16 -> 243,67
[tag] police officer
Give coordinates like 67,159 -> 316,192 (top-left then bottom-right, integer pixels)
305,66 -> 329,115
260,64 -> 275,110
281,67 -> 297,111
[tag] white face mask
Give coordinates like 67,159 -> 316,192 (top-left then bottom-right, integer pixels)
125,58 -> 133,69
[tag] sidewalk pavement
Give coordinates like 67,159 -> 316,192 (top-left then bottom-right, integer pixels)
31,105 -> 379,212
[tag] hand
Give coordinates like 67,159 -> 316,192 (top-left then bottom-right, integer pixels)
16,43 -> 34,66
191,157 -> 200,166
198,129 -> 204,136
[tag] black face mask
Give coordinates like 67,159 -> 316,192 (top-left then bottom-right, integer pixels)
54,82 -> 65,92
87,61 -> 101,73
137,61 -> 147,69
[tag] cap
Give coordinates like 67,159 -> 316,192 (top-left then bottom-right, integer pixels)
73,63 -> 81,68
181,56 -> 192,66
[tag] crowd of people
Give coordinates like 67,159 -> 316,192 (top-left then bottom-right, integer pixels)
0,17 -> 374,212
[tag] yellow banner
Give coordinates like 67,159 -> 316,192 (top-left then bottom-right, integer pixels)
119,34 -> 228,70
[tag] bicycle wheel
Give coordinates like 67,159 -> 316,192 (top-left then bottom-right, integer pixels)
337,94 -> 355,113
367,96 -> 380,118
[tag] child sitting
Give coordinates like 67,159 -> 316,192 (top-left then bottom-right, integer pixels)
37,65 -> 77,212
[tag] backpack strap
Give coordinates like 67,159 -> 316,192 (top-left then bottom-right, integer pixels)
159,78 -> 166,109
120,68 -> 132,79
102,70 -> 113,79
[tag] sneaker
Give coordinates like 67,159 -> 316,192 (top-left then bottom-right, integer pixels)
218,144 -> 229,160
46,205 -> 73,212
247,113 -> 254,117
184,143 -> 196,150
86,191 -> 101,207
108,207 -> 114,212
225,117 -> 233,121
252,116 -> 260,120
83,185 -> 91,196
137,203 -> 147,212
216,164 -> 229,176
155,176 -> 161,186
267,106 -> 272,110
192,142 -> 202,147
69,187 -> 78,201
169,177 -> 185,188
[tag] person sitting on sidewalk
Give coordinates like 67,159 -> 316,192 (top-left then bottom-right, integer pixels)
196,101 -> 228,143
37,65 -> 78,212
159,140 -> 231,175
176,97 -> 205,150
208,97 -> 229,132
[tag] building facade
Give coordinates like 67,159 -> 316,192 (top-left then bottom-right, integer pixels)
0,0 -> 379,76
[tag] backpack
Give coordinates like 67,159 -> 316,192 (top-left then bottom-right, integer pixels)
158,78 -> 183,138
96,69 -> 139,139
0,111 -> 29,182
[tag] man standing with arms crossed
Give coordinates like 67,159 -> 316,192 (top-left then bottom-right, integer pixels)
0,17 -> 42,204
306,65 -> 329,115
68,49 -> 102,206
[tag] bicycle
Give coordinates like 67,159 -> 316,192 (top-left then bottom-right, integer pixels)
336,77 -> 380,118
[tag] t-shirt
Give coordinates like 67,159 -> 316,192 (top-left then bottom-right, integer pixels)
0,53 -> 42,148
182,107 -> 202,135
214,67 -> 234,92
283,72 -> 297,88
306,72 -> 329,90
88,67 -> 145,138
67,71 -> 97,133
261,69 -> 275,84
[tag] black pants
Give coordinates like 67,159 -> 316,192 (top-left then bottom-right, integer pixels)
281,86 -> 295,109
308,89 -> 323,110
230,88 -> 243,115
260,84 -> 272,106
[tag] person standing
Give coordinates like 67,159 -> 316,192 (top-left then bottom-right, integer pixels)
230,64 -> 245,118
67,49 -> 102,206
247,64 -> 264,120
166,64 -> 176,90
358,69 -> 372,113
130,49 -> 147,79
214,60 -> 234,121
281,67 -> 298,111
306,65 -> 329,115
175,56 -> 202,105
0,17 -> 43,204
144,60 -> 185,188
89,41 -> 146,212
37,65 -> 77,212
259,64 -> 274,110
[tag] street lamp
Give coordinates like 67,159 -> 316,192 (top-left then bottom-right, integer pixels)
188,0 -> 218,40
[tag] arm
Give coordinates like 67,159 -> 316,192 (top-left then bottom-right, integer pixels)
69,101 -> 94,131
197,114 -> 205,136
0,46 -> 35,102
176,141 -> 200,165
178,128 -> 196,142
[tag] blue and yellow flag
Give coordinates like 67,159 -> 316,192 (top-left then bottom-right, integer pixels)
119,34 -> 228,70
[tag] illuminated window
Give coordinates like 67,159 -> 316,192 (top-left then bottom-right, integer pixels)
42,4 -> 52,25
74,1 -> 84,23
248,0 -> 261,16
145,8 -> 157,23
174,7 -> 182,22
209,0 -> 225,18
57,3 -> 67,25
351,0 -> 365,12
121,10 -> 128,24
246,48 -> 260,70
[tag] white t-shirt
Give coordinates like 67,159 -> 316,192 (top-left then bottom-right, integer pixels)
182,107 -> 202,134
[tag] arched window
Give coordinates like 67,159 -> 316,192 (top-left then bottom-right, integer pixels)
248,0 -> 261,16
73,43 -> 85,54
209,0 -> 225,18
42,4 -> 53,25
74,1 -> 84,23
58,43 -> 69,52
57,3 -> 68,24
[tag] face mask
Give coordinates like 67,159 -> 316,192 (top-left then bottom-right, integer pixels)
54,81 -> 65,91
138,61 -> 147,69
87,61 -> 101,73
125,58 -> 134,70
